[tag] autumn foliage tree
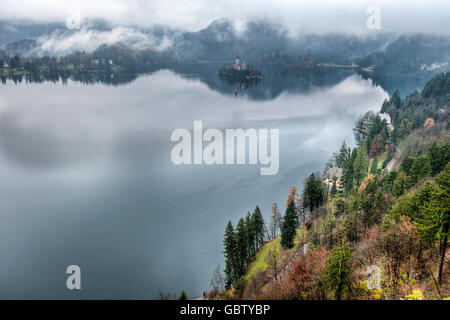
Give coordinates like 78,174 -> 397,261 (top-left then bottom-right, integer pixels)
286,185 -> 300,208
381,216 -> 419,289
289,248 -> 329,299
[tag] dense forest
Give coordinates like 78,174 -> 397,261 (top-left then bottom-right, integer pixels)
207,72 -> 450,300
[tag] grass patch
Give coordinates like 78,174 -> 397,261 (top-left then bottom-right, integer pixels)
242,227 -> 307,283
243,237 -> 281,282
378,153 -> 387,170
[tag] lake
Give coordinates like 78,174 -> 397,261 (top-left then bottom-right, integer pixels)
0,66 -> 388,298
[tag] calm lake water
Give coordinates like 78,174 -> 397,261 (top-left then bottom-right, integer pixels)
0,67 -> 388,298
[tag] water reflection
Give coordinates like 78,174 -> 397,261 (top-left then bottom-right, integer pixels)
2,62 -> 435,99
0,70 -> 388,298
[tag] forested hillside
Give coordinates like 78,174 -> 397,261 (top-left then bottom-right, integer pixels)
210,72 -> 450,300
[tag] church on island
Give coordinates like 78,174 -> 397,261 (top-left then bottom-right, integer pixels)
218,55 -> 263,81
233,55 -> 248,71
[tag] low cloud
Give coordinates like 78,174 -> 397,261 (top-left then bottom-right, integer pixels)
36,26 -> 173,56
1,0 -> 450,36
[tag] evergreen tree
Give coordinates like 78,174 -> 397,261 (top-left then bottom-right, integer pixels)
223,221 -> 237,288
400,156 -> 415,176
281,200 -> 299,249
178,290 -> 188,300
419,164 -> 450,283
235,218 -> 248,278
410,155 -> 431,183
353,142 -> 368,187
303,173 -> 326,213
325,238 -> 353,300
434,163 -> 450,284
390,90 -> 401,109
335,141 -> 350,168
341,148 -> 357,192
245,212 -> 255,260
370,155 -> 378,174
392,171 -> 411,197
252,206 -> 266,251
428,142 -> 450,175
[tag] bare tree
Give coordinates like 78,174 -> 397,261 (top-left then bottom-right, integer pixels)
210,265 -> 225,293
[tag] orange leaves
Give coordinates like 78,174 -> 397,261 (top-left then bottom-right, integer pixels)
286,185 -> 301,208
358,174 -> 375,193
424,117 -> 435,130
288,248 -> 330,299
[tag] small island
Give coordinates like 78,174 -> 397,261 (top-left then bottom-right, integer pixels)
219,56 -> 263,81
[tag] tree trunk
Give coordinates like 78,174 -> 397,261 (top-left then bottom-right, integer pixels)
438,224 -> 448,284
417,242 -> 422,264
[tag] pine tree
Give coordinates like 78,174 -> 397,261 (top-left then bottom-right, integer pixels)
325,238 -> 353,300
245,212 -> 255,260
434,164 -> 450,284
223,221 -> 237,288
418,164 -> 450,283
341,148 -> 357,192
410,155 -> 431,183
252,206 -> 265,251
281,200 -> 299,249
303,173 -> 326,213
428,142 -> 450,175
235,218 -> 248,278
353,142 -> 368,187
178,290 -> 188,300
370,155 -> 378,174
335,141 -> 349,168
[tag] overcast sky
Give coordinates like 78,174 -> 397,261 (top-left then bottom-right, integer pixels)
1,0 -> 450,35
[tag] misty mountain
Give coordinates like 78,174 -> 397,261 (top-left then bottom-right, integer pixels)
4,39 -> 39,56
1,18 -> 450,78
0,19 -> 182,56
359,34 -> 450,74
170,19 -> 292,61
0,18 -> 393,60
169,19 -> 396,63
0,21 -> 66,45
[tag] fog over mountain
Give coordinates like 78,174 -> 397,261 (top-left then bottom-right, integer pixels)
0,20 -> 181,56
0,18 -> 399,58
1,0 -> 450,61
1,1 -> 449,84
1,0 -> 450,35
